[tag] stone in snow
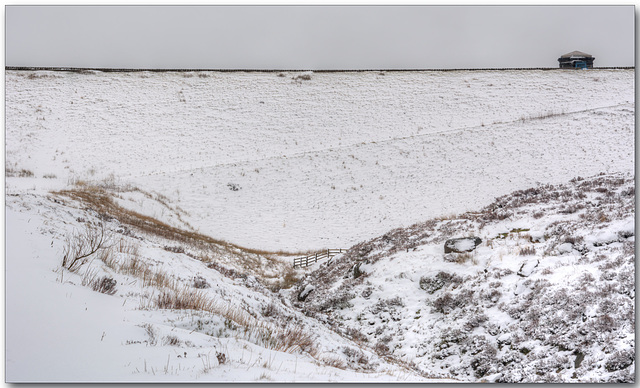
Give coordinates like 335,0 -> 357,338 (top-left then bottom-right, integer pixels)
444,237 -> 482,253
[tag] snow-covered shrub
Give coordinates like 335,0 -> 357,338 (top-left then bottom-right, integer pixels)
419,271 -> 463,293
163,245 -> 185,254
432,290 -> 473,314
261,303 -> 280,318
344,326 -> 368,343
321,355 -> 347,369
319,293 -> 355,311
341,347 -> 373,370
605,349 -> 634,373
5,167 -> 34,177
519,246 -> 536,256
373,341 -> 390,355
192,275 -> 210,289
163,335 -> 181,346
292,72 -> 312,82
143,323 -> 158,346
227,183 -> 241,191
464,312 -> 488,331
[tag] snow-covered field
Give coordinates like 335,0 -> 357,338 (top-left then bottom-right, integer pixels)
5,69 -> 634,251
5,69 -> 634,382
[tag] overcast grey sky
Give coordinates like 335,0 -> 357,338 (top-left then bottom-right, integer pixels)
5,5 -> 635,69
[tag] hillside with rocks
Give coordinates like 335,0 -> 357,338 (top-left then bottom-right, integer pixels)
293,173 -> 635,382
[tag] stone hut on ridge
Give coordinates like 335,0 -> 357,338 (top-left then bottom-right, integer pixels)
558,51 -> 595,69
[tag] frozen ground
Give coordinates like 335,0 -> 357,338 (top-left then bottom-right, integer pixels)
5,69 -> 634,251
4,69 -> 634,382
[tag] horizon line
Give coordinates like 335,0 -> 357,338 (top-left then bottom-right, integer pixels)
5,66 -> 635,73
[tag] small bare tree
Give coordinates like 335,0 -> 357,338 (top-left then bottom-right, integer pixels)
61,223 -> 111,272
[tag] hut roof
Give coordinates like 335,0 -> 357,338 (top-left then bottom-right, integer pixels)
560,51 -> 593,58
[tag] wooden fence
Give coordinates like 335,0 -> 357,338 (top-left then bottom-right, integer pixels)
293,249 -> 348,268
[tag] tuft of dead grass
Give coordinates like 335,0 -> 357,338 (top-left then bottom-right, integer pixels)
81,269 -> 117,295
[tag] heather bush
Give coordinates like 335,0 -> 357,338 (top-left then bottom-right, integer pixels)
344,326 -> 369,343
319,293 -> 355,312
605,349 -> 635,373
342,346 -> 373,370
419,271 -> 463,293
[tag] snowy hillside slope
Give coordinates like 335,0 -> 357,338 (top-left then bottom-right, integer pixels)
4,69 -> 634,382
5,179 -> 440,382
5,69 -> 634,251
294,173 -> 635,382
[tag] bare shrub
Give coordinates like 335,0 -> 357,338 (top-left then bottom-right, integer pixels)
226,183 -> 241,191
6,167 -> 34,178
81,269 -> 117,295
192,275 -> 210,289
62,223 -> 112,272
143,323 -> 158,346
292,72 -> 312,82
519,246 -> 536,256
344,326 -> 369,343
373,341 -> 390,355
163,245 -> 185,254
342,346 -> 372,370
261,303 -> 280,318
319,293 -> 355,311
163,335 -> 182,346
322,355 -> 347,369
532,211 -> 545,219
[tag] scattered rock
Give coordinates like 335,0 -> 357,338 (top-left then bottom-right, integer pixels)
353,259 -> 371,279
517,260 -> 539,277
298,284 -> 315,302
444,237 -> 482,253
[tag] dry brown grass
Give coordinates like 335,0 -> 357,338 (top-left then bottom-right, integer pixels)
154,288 -> 216,311
56,181 -> 323,358
320,355 -> 347,369
55,184 -> 309,257
116,238 -> 139,256
54,182 -> 314,286
138,282 -> 319,357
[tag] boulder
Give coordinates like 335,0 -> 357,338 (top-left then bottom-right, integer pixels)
297,284 -> 315,302
444,237 -> 482,253
353,259 -> 371,279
